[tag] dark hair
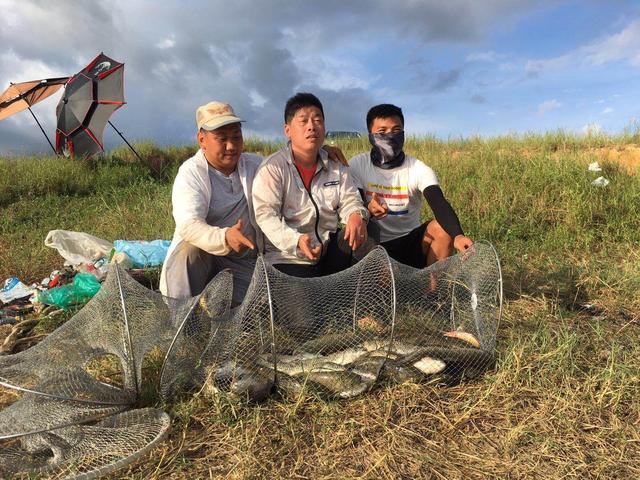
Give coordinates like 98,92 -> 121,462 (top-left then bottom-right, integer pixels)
284,92 -> 324,123
366,104 -> 404,131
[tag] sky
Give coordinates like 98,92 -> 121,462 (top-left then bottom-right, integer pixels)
1,0 -> 639,155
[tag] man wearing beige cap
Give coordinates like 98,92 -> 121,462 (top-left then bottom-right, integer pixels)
160,101 -> 262,303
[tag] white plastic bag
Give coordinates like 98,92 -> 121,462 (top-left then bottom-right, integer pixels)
44,230 -> 114,266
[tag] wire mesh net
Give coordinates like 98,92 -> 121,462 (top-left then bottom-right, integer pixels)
163,242 -> 501,402
0,265 -> 176,479
0,408 -> 170,480
0,242 -> 502,479
0,264 -> 175,403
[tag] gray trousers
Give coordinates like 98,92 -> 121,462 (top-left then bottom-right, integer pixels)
175,243 -> 256,305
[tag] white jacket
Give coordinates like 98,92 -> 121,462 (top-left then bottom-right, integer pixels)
252,144 -> 368,265
160,149 -> 263,298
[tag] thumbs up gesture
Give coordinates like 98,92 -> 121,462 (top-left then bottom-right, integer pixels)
368,192 -> 388,219
225,219 -> 255,253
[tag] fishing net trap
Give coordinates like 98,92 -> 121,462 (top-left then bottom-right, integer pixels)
0,241 -> 502,478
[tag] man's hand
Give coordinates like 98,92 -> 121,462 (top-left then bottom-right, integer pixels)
297,234 -> 322,260
453,234 -> 474,253
343,212 -> 367,251
322,145 -> 348,166
225,219 -> 255,253
367,192 -> 388,219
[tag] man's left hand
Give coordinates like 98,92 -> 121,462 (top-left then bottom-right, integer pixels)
453,235 -> 474,253
344,212 -> 367,251
322,145 -> 348,166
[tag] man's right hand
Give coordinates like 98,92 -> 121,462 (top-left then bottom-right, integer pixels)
368,192 -> 388,219
297,234 -> 322,260
225,219 -> 255,253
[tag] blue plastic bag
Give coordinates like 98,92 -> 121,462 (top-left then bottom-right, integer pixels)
113,240 -> 171,268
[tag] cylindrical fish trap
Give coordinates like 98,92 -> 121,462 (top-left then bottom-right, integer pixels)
388,240 -> 502,384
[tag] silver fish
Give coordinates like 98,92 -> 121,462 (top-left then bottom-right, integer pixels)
412,356 -> 446,375
207,360 -> 274,402
363,339 -> 423,356
298,332 -> 366,355
295,370 -> 368,399
380,364 -> 426,384
324,348 -> 369,366
350,355 -> 387,383
276,372 -> 334,398
229,369 -> 274,403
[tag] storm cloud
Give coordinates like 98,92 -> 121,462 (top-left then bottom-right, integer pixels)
0,0 -> 556,153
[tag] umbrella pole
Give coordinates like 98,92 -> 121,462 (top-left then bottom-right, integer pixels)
108,121 -> 144,162
27,106 -> 57,155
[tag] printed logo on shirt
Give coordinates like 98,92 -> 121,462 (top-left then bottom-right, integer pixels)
367,183 -> 407,191
365,182 -> 410,216
323,181 -> 339,187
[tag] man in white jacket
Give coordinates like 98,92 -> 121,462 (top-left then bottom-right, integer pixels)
253,93 -> 370,277
160,101 -> 261,303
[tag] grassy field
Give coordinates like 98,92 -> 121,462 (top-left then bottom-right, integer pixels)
1,132 -> 639,478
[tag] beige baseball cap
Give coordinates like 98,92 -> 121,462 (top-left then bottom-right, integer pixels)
196,101 -> 244,131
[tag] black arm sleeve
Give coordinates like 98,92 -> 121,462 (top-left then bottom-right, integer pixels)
423,185 -> 464,238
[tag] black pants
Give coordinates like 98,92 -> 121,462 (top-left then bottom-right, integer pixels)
368,221 -> 428,269
274,229 -> 376,278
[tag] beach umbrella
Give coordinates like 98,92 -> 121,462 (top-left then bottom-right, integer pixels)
0,77 -> 69,153
56,52 -> 140,159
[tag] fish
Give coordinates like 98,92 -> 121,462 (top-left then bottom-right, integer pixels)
363,339 -> 423,356
275,372 -> 332,398
350,355 -> 387,383
298,332 -> 368,355
400,346 -> 495,377
443,330 -> 481,348
205,360 -> 274,402
380,364 -> 427,384
323,348 -> 369,366
412,356 -> 446,375
295,370 -> 369,399
228,369 -> 274,403
259,353 -> 346,377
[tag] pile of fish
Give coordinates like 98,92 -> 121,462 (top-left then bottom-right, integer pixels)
204,330 -> 495,402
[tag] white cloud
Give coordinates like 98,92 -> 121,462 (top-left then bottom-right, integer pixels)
157,35 -> 176,50
601,107 -> 614,115
525,18 -> 640,77
249,90 -> 267,108
538,99 -> 562,115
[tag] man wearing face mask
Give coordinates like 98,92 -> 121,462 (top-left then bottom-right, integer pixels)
349,104 -> 473,268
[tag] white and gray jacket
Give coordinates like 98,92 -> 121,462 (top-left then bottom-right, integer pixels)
252,144 -> 368,265
160,149 -> 263,298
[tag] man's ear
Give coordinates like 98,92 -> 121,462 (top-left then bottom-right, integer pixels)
197,130 -> 205,149
283,123 -> 291,139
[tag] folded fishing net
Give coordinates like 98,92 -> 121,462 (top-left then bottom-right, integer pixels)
0,265 -> 177,479
0,241 -> 502,479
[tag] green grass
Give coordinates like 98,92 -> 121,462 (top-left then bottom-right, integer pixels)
1,132 -> 639,478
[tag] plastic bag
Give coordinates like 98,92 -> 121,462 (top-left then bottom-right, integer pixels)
45,230 -> 113,266
37,273 -> 102,309
0,277 -> 33,304
113,240 -> 171,268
